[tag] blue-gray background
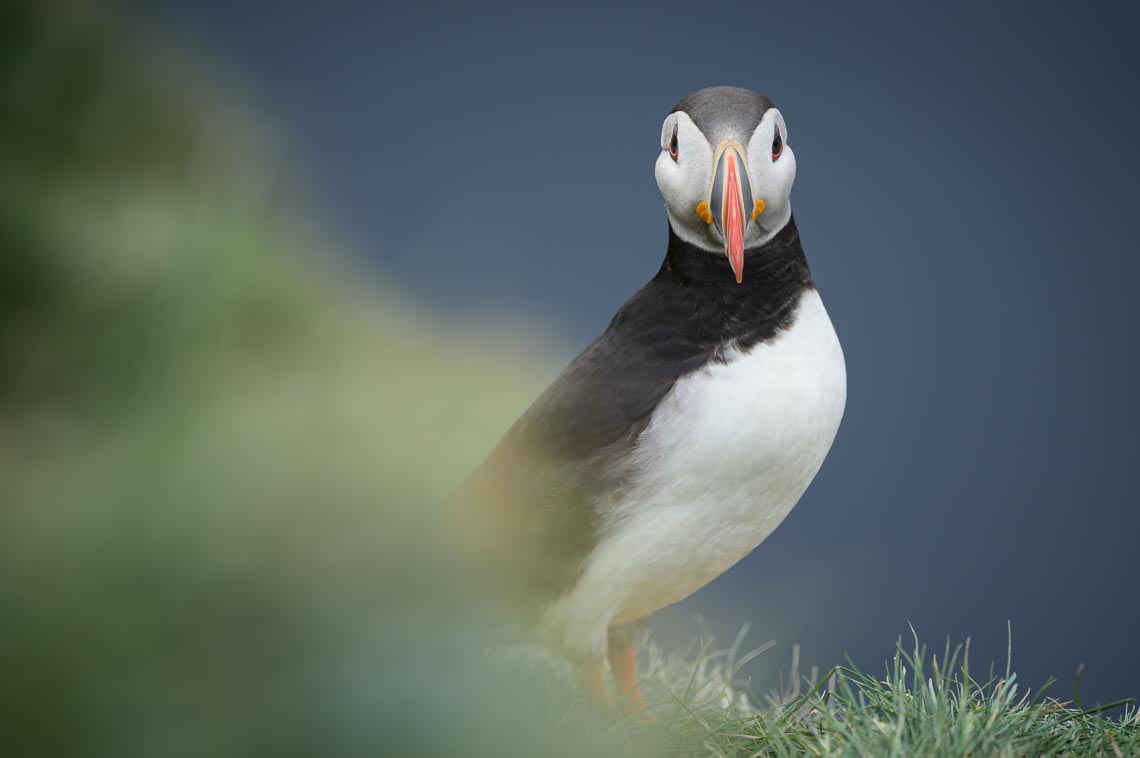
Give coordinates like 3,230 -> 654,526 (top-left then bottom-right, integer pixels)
136,0 -> 1140,703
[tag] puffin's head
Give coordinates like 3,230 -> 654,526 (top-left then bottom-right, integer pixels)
655,86 -> 795,282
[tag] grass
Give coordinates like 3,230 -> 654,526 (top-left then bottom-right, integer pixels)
632,627 -> 1138,757
1,2 -> 1135,756
502,625 -> 1138,757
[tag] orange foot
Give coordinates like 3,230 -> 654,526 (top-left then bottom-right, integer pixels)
608,639 -> 650,722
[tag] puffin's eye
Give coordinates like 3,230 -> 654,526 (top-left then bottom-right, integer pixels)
771,125 -> 783,160
669,124 -> 679,162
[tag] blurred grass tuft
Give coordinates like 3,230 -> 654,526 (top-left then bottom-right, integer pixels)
0,2 -> 575,756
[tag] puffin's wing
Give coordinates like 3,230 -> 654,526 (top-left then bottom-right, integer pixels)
459,292 -> 711,607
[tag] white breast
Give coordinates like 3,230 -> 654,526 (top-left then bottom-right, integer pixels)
536,289 -> 846,663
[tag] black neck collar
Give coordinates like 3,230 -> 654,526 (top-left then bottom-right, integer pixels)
660,215 -> 812,292
603,215 -> 815,356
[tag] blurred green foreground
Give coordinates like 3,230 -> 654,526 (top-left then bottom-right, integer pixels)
0,3 -> 599,756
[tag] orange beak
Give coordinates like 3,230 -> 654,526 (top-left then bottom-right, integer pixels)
708,143 -> 754,284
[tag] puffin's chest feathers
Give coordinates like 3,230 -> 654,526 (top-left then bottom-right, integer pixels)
594,288 -> 845,623
629,287 -> 845,499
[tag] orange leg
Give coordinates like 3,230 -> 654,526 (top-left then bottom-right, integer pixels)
607,638 -> 646,718
575,661 -> 612,710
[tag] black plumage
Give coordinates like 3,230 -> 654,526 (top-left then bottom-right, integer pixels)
463,217 -> 813,612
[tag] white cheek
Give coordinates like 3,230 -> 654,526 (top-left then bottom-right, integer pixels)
749,142 -> 794,201
655,152 -> 686,210
743,146 -> 795,246
768,146 -> 796,210
656,151 -> 709,216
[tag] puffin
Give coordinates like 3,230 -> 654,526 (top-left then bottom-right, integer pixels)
460,86 -> 846,715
